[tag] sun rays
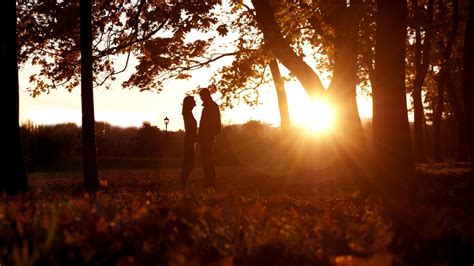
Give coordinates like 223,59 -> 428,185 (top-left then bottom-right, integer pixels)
293,98 -> 336,134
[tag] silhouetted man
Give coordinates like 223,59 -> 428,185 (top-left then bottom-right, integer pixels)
198,88 -> 221,189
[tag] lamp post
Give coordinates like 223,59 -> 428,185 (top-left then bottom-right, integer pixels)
164,116 -> 169,133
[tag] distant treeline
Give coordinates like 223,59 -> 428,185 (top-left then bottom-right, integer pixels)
20,120 -> 297,171
21,121 -> 173,161
21,118 -> 466,172
19,120 -> 286,167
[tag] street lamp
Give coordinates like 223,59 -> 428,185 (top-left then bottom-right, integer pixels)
164,116 -> 169,133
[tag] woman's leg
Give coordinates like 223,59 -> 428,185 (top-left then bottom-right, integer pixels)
180,144 -> 194,190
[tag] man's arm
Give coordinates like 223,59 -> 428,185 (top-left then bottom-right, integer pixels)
212,104 -> 222,135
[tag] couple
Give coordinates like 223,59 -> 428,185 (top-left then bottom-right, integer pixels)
180,88 -> 221,190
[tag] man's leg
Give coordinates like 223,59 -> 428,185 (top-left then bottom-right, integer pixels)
201,137 -> 216,188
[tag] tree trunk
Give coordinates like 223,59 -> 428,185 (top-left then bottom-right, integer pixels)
442,0 -> 468,161
328,2 -> 369,183
461,0 -> 474,192
269,59 -> 291,132
413,73 -> 426,162
373,0 -> 415,193
1,0 -> 28,194
80,0 -> 99,192
433,71 -> 445,162
251,0 -> 325,98
411,0 -> 434,162
445,73 -> 469,161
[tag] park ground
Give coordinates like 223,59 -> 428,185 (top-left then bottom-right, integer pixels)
1,162 -> 473,265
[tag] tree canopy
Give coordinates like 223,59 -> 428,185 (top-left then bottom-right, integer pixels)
17,0 -> 221,95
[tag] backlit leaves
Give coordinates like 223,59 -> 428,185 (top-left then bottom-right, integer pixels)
17,0 -> 221,95
217,24 -> 229,36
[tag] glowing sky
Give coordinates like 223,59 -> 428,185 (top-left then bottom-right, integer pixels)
19,65 -> 374,132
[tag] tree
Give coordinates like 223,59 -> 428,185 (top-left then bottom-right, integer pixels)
191,0 -> 369,170
423,0 -> 470,162
1,0 -> 28,194
437,0 -> 468,162
178,2 -> 299,132
80,0 -> 99,192
321,0 -> 368,173
432,0 -> 461,162
250,0 -> 325,98
17,0 -> 221,94
408,0 -> 434,162
269,59 -> 290,132
373,0 -> 415,193
250,0 -> 372,189
134,122 -> 162,157
461,0 -> 474,191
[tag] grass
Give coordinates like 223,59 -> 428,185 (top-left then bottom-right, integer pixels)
27,157 -> 183,172
1,163 -> 473,265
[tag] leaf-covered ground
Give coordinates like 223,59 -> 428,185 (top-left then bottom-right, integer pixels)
1,163 -> 473,265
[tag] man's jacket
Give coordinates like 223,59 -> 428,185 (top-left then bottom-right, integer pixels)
199,101 -> 221,138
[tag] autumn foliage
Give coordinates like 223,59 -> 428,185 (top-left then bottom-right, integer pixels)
1,164 -> 472,265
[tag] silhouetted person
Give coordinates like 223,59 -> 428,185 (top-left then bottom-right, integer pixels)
180,96 -> 197,190
198,88 -> 221,189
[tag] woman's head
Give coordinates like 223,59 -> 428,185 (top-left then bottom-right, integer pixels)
182,96 -> 196,114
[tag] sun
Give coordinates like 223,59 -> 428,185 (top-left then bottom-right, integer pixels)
297,99 -> 336,133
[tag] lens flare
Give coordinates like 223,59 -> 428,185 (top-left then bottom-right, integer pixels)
301,99 -> 335,133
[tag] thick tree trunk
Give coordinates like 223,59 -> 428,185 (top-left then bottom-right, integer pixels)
461,0 -> 474,192
1,0 -> 28,194
269,59 -> 291,132
251,0 -> 325,98
328,2 -> 369,182
373,0 -> 415,193
80,0 -> 99,192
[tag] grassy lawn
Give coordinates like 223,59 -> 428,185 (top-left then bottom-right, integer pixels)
1,163 -> 473,265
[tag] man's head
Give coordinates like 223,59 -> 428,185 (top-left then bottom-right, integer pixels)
199,88 -> 212,103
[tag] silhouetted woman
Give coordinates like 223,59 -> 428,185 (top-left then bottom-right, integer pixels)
180,96 -> 197,190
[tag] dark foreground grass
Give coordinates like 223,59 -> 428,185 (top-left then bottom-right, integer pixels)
27,157 -> 183,173
1,163 -> 473,265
